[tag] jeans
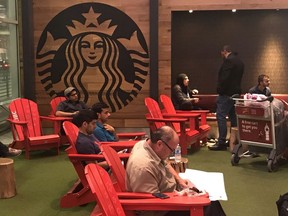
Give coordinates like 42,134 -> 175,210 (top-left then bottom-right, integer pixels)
216,95 -> 237,145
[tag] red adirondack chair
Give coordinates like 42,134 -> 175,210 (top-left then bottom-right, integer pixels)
101,145 -> 127,192
144,97 -> 200,154
49,96 -> 73,145
85,163 -> 210,216
60,121 -> 134,208
160,94 -> 211,143
7,98 -> 60,159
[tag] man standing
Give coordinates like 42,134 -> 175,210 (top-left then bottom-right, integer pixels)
91,102 -> 119,142
249,74 -> 271,96
209,45 -> 244,151
55,87 -> 88,117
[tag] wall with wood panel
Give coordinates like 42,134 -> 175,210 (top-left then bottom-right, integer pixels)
159,0 -> 288,97
32,0 -> 288,128
33,0 -> 150,128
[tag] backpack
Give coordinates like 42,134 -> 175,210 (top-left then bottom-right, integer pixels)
276,192 -> 288,216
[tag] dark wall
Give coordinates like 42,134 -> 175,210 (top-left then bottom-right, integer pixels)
172,10 -> 288,94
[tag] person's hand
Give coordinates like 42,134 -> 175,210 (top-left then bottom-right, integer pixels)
193,97 -> 200,103
72,111 -> 79,116
103,123 -> 115,133
177,178 -> 189,189
191,89 -> 199,95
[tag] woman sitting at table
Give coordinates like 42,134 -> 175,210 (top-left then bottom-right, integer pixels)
171,73 -> 200,110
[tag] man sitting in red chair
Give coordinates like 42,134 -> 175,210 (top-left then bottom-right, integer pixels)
72,110 -> 108,168
56,87 -> 88,117
126,126 -> 226,216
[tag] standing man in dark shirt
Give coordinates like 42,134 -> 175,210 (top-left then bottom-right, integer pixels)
56,87 -> 88,117
248,74 -> 271,96
209,45 -> 244,151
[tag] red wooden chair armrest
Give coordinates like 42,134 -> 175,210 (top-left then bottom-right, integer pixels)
40,115 -> 72,122
162,113 -> 200,118
120,195 -> 211,211
46,115 -> 73,121
100,140 -> 137,150
175,110 -> 209,125
117,192 -> 155,199
176,110 -> 209,114
68,153 -> 105,161
146,117 -> 188,123
7,118 -> 28,125
68,153 -> 129,161
117,132 -> 146,139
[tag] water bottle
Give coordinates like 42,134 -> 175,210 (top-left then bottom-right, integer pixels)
174,144 -> 181,163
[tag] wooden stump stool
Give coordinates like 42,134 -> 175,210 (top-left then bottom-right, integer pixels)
168,157 -> 188,173
0,158 -> 16,198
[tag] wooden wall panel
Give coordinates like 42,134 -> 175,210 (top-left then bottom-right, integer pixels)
159,0 -> 288,97
32,0 -> 288,128
33,0 -> 150,128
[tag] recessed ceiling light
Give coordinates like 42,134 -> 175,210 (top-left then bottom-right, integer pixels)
232,9 -> 237,12
189,10 -> 193,13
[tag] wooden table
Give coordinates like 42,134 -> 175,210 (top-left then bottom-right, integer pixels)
168,157 -> 188,173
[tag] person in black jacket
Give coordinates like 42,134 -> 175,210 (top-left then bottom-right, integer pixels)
209,45 -> 244,151
171,73 -> 200,110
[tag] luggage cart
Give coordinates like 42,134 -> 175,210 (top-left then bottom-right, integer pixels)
230,96 -> 287,172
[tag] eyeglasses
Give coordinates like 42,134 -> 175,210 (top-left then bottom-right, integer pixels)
160,139 -> 174,152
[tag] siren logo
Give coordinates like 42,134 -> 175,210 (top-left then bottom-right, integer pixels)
36,3 -> 149,112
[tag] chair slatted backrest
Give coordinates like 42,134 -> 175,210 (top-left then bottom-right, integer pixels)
63,121 -> 90,188
102,145 -> 126,192
85,164 -> 126,216
50,96 -> 66,115
144,97 -> 166,130
9,98 -> 42,139
159,94 -> 181,131
63,121 -> 79,154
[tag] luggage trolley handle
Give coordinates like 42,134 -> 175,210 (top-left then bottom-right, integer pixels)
231,94 -> 274,103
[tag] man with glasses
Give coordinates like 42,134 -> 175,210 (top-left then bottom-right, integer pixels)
126,126 -> 188,194
55,87 -> 88,117
126,125 -> 226,216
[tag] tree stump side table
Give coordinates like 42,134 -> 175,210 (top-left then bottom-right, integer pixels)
168,157 -> 188,173
0,158 -> 16,198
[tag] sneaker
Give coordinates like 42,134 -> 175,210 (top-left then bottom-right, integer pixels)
7,148 -> 22,157
241,151 -> 260,158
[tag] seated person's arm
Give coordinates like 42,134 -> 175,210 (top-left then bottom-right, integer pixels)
166,163 -> 193,189
55,110 -> 78,117
103,123 -> 119,141
127,168 -> 161,193
55,101 -> 79,117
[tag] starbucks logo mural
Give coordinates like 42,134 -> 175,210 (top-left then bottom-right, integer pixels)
36,3 -> 149,112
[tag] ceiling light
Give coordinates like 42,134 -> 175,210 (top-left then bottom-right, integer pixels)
189,10 -> 193,13
232,9 -> 237,12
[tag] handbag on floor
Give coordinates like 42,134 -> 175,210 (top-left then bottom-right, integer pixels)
276,192 -> 288,216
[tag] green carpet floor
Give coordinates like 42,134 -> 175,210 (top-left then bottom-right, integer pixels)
0,146 -> 287,216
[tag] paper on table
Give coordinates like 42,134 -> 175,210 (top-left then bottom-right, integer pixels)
179,169 -> 228,201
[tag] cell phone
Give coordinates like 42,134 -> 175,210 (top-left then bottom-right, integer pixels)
190,187 -> 202,193
152,193 -> 170,199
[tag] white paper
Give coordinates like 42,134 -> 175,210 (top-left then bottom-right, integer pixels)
179,169 -> 228,201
